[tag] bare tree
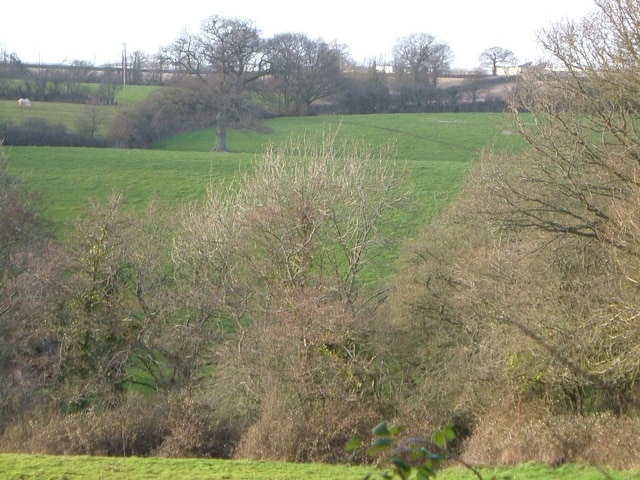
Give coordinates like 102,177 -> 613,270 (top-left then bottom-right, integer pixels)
0,149 -> 52,320
95,68 -> 121,105
127,50 -> 147,85
383,4 -> 640,453
0,50 -> 26,78
69,60 -> 97,83
477,0 -> 640,414
149,51 -> 170,84
393,33 -> 453,86
266,33 -> 349,115
167,15 -> 269,152
479,46 -> 517,75
175,131 -> 410,460
0,149 -> 57,431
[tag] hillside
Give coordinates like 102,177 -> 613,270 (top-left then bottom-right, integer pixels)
6,113 -> 526,233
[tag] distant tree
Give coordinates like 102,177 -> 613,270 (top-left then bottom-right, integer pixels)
69,60 -> 98,83
75,104 -> 103,138
149,51 -> 171,84
338,60 -> 392,114
393,33 -> 453,86
26,67 -> 66,101
479,46 -> 517,75
127,50 -> 147,85
0,50 -> 26,78
95,68 -> 122,105
109,82 -> 214,147
167,15 -> 269,152
0,49 -> 21,65
266,33 -> 349,115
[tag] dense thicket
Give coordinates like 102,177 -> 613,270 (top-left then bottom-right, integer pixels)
0,133 -> 410,462
108,83 -> 223,148
1,118 -> 110,147
385,0 -> 640,468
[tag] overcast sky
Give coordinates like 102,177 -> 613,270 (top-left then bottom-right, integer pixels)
2,0 -> 597,70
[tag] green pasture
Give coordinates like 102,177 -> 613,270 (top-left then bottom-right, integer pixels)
5,113 -> 525,239
156,112 -> 522,161
0,85 -> 156,135
114,84 -> 159,104
0,99 -> 123,137
157,112 -> 526,226
1,454 -> 636,479
4,146 -> 250,232
0,80 -> 156,105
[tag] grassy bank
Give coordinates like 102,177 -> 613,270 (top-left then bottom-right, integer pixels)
2,454 -> 636,480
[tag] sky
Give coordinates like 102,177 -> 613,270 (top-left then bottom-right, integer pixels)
2,0 -> 598,70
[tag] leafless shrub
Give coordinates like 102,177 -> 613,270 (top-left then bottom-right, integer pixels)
154,392 -> 240,458
234,387 -> 382,463
175,130 -> 409,462
385,0 -> 640,467
462,404 -> 640,469
0,394 -> 167,455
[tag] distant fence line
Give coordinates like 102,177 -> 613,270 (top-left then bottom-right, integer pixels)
2,62 -> 504,86
1,62 -> 185,85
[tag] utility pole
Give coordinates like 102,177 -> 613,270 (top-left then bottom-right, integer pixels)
122,43 -> 127,89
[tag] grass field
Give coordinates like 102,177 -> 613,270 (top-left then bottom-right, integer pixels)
1,454 -> 637,480
0,99 -> 123,137
112,85 -> 160,104
0,85 -> 157,136
155,112 -> 520,161
3,112 -> 525,284
4,146 -> 250,231
5,112 -> 525,236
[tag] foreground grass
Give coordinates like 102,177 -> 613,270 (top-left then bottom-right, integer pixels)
1,455 -> 368,480
2,454 -> 637,480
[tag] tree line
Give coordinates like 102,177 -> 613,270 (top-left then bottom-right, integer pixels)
1,19 -> 516,151
115,17 -> 513,150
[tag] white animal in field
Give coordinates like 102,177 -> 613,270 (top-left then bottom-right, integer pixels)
18,98 -> 31,107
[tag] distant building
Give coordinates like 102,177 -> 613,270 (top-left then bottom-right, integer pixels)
375,64 -> 394,74
495,65 -> 522,76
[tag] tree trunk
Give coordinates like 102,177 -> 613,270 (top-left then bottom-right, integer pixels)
213,111 -> 228,152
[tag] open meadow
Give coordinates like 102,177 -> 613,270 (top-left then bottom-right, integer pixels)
5,112 -> 525,234
0,85 -> 157,137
